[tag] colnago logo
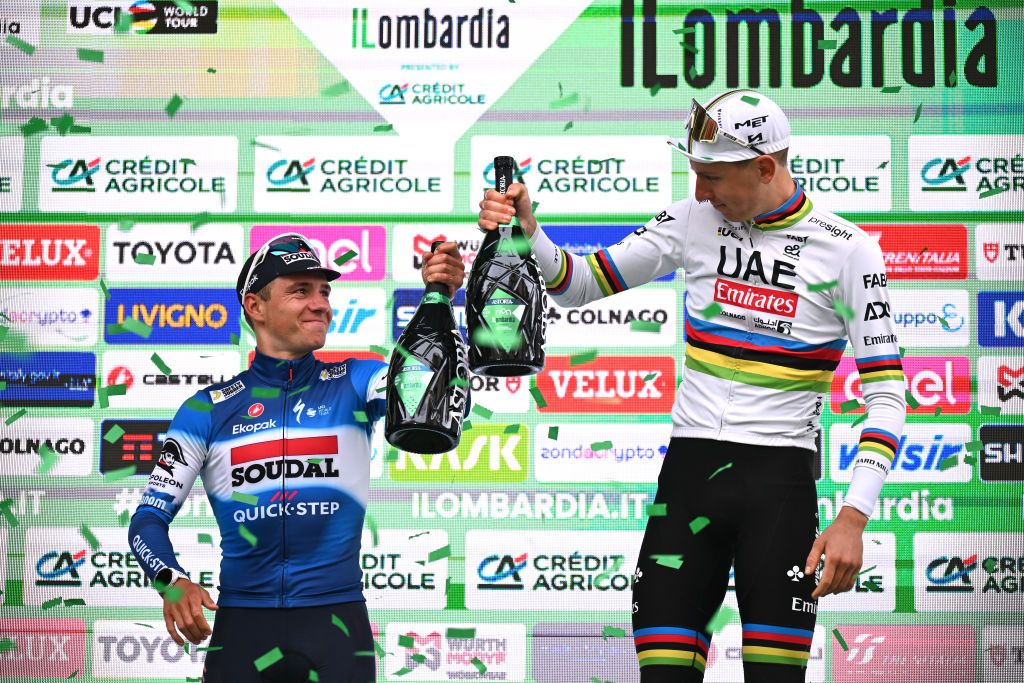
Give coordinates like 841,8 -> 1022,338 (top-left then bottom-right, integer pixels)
91,621 -> 205,676
0,287 -> 98,346
832,625 -> 975,683
1,418 -> 93,476
830,423 -> 972,483
67,1 -> 218,34
832,356 -> 971,415
621,0 -> 997,90
976,224 -> 1024,280
535,356 -> 675,413
915,534 -> 1024,612
1,225 -> 100,280
392,424 -> 528,483
351,6 -> 510,49
978,292 -> 1024,347
384,623 -> 526,680
251,227 -> 387,280
230,435 -> 340,486
861,224 -> 968,279
1,77 -> 73,109
360,529 -> 448,609
0,618 -> 86,679
544,288 -> 677,347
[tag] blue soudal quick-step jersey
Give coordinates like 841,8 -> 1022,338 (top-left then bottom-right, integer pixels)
527,185 -> 907,516
129,350 -> 387,607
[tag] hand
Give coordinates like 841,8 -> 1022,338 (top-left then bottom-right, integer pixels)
163,578 -> 218,646
478,182 -> 537,237
420,241 -> 466,298
805,506 -> 868,600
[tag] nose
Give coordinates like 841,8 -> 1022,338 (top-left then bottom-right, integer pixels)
694,176 -> 714,203
309,291 -> 331,318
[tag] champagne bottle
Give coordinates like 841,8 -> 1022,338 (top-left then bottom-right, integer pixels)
465,156 -> 547,376
385,242 -> 471,455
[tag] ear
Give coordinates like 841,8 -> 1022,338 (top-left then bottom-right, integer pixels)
243,291 -> 267,326
756,155 -> 778,184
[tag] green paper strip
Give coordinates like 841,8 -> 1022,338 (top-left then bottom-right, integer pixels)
0,499 -> 17,528
232,492 -> 259,505
569,349 -> 598,366
851,411 -> 869,427
206,67 -> 216,73
321,80 -> 351,96
374,639 -> 387,657
68,672 -> 78,679
6,34 -> 35,55
679,41 -> 697,54
373,123 -> 393,132
186,398 -> 213,412
251,386 -> 280,399
292,384 -> 312,395
353,410 -> 368,423
979,186 -> 1008,199
63,598 -> 85,606
150,353 -> 172,376
365,514 -> 379,546
398,634 -> 415,648
964,454 -> 977,466
673,26 -> 697,34
649,83 -> 662,96
134,252 -> 155,265
0,638 -> 16,652
198,533 -> 213,545
937,455 -> 959,471
833,299 -> 855,320
652,554 -> 683,569
428,545 -> 451,562
21,117 -> 47,136
833,628 -> 849,651
37,444 -> 58,474
106,383 -> 128,397
504,423 -> 521,434
5,409 -> 28,425
118,510 -> 129,526
547,426 -> 558,440
103,466 -> 136,482
393,667 -> 413,676
602,626 -> 626,639
0,381 -> 5,391
530,386 -> 547,408
41,597 -> 63,610
938,316 -> 950,330
194,646 -> 223,653
630,319 -> 661,333
563,121 -> 573,131
905,390 -> 920,409
165,94 -> 184,118
913,102 -> 923,123
100,279 -> 111,300
839,398 -> 862,413
173,0 -> 196,12
689,516 -> 710,535
549,93 -> 579,110
740,95 -> 760,105
120,316 -> 153,338
308,670 -> 319,682
881,85 -> 902,93
817,39 -> 837,49
808,280 -> 838,292
979,405 -> 1002,416
238,524 -> 258,547
449,377 -> 470,389
77,48 -> 104,63
642,372 -> 658,383
963,440 -> 984,452
857,564 -> 877,576
934,406 -> 942,416
254,647 -> 283,672
472,404 -> 493,419
591,440 -> 613,451
80,524 -> 100,550
334,250 -> 358,266
708,462 -> 733,480
446,627 -> 475,639
332,613 -> 349,636
699,302 -> 722,319
706,604 -> 736,633
645,503 -> 667,517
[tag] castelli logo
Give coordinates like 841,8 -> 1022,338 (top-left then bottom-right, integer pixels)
248,403 -> 264,418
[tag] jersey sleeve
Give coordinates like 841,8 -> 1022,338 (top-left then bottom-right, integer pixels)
527,201 -> 691,307
349,359 -> 388,423
128,389 -> 212,581
835,238 -> 907,517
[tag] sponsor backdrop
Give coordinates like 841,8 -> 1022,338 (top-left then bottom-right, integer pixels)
1,0 -> 1022,681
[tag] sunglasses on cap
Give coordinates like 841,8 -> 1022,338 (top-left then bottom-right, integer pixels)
239,232 -> 312,299
686,98 -> 767,156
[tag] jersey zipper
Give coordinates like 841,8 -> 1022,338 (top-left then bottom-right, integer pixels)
280,365 -> 292,607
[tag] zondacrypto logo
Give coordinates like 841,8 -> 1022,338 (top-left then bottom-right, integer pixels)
48,156 -> 226,194
265,157 -> 442,194
351,7 -> 510,49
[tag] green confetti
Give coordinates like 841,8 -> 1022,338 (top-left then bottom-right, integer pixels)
471,657 -> 487,675
808,280 -> 838,292
833,299 -> 855,320
230,332 -> 240,345
133,252 -> 156,265
0,381 -> 5,391
254,647 -> 283,672
630,319 -> 662,333
37,444 -> 58,474
80,524 -> 100,550
292,384 -> 312,395
185,398 -> 214,412
706,604 -> 736,633
332,613 -> 349,636
165,94 -> 184,118
118,510 -> 130,526
119,316 -> 153,339
563,121 -> 573,131
522,386 -> 546,409
100,279 -> 111,300
547,426 -> 559,440
470,325 -> 522,351
861,578 -> 882,592
68,672 -> 79,679
232,491 -> 259,505
393,667 -> 413,676
373,123 -> 394,132
898,346 -> 906,357
817,39 -> 837,49
353,410 -> 368,423
591,440 -> 613,451
194,646 -> 223,653
740,95 -> 760,105
365,514 -> 379,546
673,26 -> 697,35
708,462 -> 732,480
449,377 -> 470,389
963,440 -> 984,452
649,83 -> 662,96
334,250 -> 358,266
6,34 -> 35,55
321,80 -> 351,96
642,372 -> 658,383
398,634 -> 415,648
446,627 -> 476,639
50,112 -> 76,136
913,102 -> 923,123
472,404 -> 493,419
251,386 -> 280,399
103,466 -> 136,482
934,406 -> 942,416
238,524 -> 258,547
0,499 -> 18,528
150,353 -> 172,376
905,390 -> 920,410
979,405 -> 1002,416
645,503 -> 667,517
689,516 -> 711,535
569,349 -> 598,366
679,41 -> 698,54
5,409 -> 28,425
964,454 -> 977,466
374,638 -> 388,657
840,398 -> 863,413
206,67 -> 217,74
938,316 -> 950,331
651,554 -> 684,569
173,0 -> 196,12
504,423 -> 521,434
833,628 -> 849,651
21,117 -> 47,136
308,670 -> 319,682
77,48 -> 104,63
198,533 -> 213,545
881,85 -> 902,93
428,545 -> 451,562
947,70 -> 958,86
851,411 -> 869,427
0,638 -> 16,652
41,597 -> 63,610
602,626 -> 626,639
937,455 -> 959,471
106,383 -> 128,397
699,302 -> 722,319
979,186 -> 1008,199
549,92 -> 579,110
63,598 -> 85,607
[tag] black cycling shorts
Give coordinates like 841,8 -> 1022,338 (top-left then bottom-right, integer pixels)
632,437 -> 820,683
202,599 -> 375,683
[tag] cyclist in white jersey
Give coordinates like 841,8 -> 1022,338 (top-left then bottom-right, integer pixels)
478,90 -> 906,682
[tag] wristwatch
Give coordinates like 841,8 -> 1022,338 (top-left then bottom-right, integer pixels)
154,567 -> 188,590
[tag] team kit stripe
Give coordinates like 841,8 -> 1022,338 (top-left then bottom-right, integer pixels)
688,315 -> 849,355
742,624 -> 813,667
686,319 -> 845,369
545,248 -> 573,295
685,348 -> 835,393
753,186 -> 813,231
230,435 -> 339,466
634,626 -> 709,671
858,427 -> 899,462
857,353 -> 905,384
585,249 -> 628,296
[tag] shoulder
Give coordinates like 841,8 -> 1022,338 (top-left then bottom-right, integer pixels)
203,370 -> 250,407
316,357 -> 387,387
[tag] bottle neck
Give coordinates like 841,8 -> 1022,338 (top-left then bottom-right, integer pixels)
423,283 -> 451,301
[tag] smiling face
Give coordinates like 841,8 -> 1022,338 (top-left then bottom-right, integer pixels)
245,272 -> 332,359
689,157 -> 769,222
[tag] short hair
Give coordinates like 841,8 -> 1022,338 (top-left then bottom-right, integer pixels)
242,281 -> 273,330
737,148 -> 789,167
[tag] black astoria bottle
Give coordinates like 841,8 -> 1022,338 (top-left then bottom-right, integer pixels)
384,242 -> 471,454
465,155 -> 547,376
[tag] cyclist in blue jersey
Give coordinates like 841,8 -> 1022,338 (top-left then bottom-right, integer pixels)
478,90 -> 906,682
128,233 -> 466,682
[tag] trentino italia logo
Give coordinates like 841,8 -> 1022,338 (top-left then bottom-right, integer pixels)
380,83 -> 409,104
921,156 -> 971,192
483,158 -> 532,185
351,7 -> 510,49
50,158 -> 100,192
266,159 -> 315,192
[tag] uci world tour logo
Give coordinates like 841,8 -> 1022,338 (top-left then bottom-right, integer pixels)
50,158 -> 100,192
921,156 -> 971,192
380,83 -> 409,104
482,157 -> 532,185
266,158 -> 315,192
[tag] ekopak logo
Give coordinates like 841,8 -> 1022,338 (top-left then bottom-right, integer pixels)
104,288 -> 238,345
861,225 -> 967,279
533,355 -> 675,413
250,226 -> 385,280
978,292 -> 1024,348
0,225 -> 100,280
831,356 -> 971,414
0,618 -> 87,678
544,225 -> 675,282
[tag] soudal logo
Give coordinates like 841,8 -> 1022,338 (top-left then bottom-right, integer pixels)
67,1 -> 218,34
533,355 -> 675,413
250,225 -> 385,280
832,356 -> 971,415
265,158 -> 315,191
104,288 -> 238,345
482,157 -> 532,185
0,618 -> 86,679
1,225 -> 100,280
99,419 -> 169,475
352,7 -> 510,50
715,278 -> 799,317
861,224 -> 968,279
230,435 -> 339,485
49,158 -> 100,192
831,423 -> 972,483
980,425 -> 1024,482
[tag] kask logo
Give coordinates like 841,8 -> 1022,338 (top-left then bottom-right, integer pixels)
921,156 -> 971,191
477,553 -> 528,590
380,83 -> 408,104
50,158 -> 100,192
266,158 -> 315,192
483,157 -> 532,185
